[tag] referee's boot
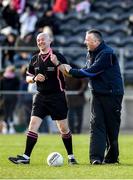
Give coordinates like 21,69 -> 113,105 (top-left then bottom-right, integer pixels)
68,158 -> 78,165
8,155 -> 30,164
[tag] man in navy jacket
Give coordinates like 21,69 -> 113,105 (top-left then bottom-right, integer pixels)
51,29 -> 124,165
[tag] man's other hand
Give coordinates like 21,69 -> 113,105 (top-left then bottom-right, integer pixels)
63,64 -> 72,73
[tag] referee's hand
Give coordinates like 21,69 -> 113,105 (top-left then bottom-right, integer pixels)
35,73 -> 46,82
50,53 -> 59,66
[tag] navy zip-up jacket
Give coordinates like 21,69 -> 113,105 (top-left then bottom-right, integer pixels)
69,41 -> 124,95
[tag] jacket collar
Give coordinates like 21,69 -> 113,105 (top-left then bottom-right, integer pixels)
89,41 -> 105,56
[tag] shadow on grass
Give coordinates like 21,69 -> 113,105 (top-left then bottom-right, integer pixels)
117,163 -> 133,167
77,162 -> 133,167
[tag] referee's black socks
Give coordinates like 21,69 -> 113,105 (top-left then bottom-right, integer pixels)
61,131 -> 73,155
24,131 -> 38,157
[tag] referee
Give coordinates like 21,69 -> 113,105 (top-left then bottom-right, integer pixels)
8,33 -> 77,165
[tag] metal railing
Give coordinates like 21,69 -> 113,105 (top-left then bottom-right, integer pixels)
0,46 -> 125,71
0,90 -> 82,95
0,46 -> 82,70
0,46 -> 133,83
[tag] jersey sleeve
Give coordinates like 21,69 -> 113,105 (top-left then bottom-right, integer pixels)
26,55 -> 36,76
56,52 -> 68,64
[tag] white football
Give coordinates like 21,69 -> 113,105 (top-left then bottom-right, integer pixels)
47,152 -> 64,167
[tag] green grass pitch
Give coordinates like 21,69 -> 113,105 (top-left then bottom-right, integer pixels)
0,134 -> 133,179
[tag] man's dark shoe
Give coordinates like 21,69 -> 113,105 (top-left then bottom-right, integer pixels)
103,159 -> 119,164
68,158 -> 78,165
91,160 -> 102,165
8,155 -> 30,164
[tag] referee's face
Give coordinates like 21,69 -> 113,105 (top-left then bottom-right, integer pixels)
37,35 -> 51,51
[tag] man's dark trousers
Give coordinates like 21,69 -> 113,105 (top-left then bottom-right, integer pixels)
89,93 -> 123,163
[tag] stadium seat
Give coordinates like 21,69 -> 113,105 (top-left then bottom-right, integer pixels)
60,24 -> 73,37
121,37 -> 133,48
105,36 -> 121,47
54,36 -> 66,47
79,13 -> 101,24
109,1 -> 127,11
125,61 -> 133,70
56,13 -> 65,21
110,25 -> 128,38
93,7 -> 107,14
65,36 -> 84,47
93,2 -> 109,13
101,13 -> 119,23
119,13 -> 130,22
0,18 -> 7,30
73,24 -> 91,36
95,24 -> 112,35
63,48 -> 86,65
127,3 -> 133,12
124,69 -> 133,84
110,6 -> 124,14
124,48 -> 133,62
59,12 -> 79,24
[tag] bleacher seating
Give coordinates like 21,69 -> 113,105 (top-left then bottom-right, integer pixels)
54,0 -> 133,84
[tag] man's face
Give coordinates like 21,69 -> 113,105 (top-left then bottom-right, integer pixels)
37,35 -> 51,50
84,33 -> 99,51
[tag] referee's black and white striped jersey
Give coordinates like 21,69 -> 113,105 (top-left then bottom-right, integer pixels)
27,50 -> 67,95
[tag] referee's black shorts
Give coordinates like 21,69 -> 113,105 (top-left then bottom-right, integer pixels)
31,92 -> 68,120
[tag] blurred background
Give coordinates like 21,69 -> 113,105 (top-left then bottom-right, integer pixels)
0,0 -> 133,134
